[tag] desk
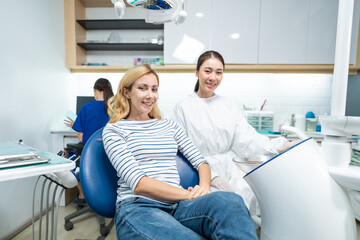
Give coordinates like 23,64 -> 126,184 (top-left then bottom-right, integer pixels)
261,131 -> 324,142
50,129 -> 78,154
0,141 -> 76,240
0,142 -> 76,182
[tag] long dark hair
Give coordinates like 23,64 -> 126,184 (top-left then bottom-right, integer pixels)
94,78 -> 114,114
194,50 -> 225,92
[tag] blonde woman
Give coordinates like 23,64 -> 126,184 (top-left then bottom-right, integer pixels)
102,64 -> 257,240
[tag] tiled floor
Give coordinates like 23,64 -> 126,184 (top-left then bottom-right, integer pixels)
10,203 -> 360,240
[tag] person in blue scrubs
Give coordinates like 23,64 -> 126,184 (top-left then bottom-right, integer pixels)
69,78 -> 114,202
72,78 -> 114,144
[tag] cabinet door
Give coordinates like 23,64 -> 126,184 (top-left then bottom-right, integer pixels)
164,0 -> 211,64
258,0 -> 310,64
306,0 -> 338,64
307,0 -> 360,65
211,0 -> 260,64
350,0 -> 360,64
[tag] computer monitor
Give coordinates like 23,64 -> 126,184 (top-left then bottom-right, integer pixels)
76,96 -> 95,115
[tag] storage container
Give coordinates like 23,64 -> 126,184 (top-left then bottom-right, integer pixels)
244,111 -> 274,131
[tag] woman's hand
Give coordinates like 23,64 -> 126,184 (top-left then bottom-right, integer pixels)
187,185 -> 211,200
64,117 -> 74,128
277,140 -> 301,153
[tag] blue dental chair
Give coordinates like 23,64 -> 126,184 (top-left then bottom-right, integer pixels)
80,128 -> 200,239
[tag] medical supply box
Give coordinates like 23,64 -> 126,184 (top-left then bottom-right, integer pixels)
243,111 -> 274,131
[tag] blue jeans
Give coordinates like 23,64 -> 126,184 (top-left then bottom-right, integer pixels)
115,191 -> 257,240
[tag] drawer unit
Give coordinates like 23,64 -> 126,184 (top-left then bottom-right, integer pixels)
244,111 -> 274,131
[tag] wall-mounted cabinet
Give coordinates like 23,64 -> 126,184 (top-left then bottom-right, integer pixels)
258,0 -> 360,64
164,0 -> 261,64
64,0 -> 164,69
64,0 -> 360,74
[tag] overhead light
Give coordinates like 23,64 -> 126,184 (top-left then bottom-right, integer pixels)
113,0 -> 126,19
195,12 -> 204,18
231,33 -> 240,39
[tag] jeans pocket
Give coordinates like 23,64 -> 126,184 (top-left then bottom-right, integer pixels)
116,197 -> 141,215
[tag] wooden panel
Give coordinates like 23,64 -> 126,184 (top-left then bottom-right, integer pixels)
80,0 -> 113,7
64,0 -> 86,67
75,0 -> 86,65
64,0 -> 76,68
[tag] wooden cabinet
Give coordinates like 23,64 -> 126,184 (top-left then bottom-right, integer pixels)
64,0 -> 360,73
64,0 -> 164,69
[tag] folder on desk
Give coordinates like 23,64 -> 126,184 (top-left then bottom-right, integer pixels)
0,153 -> 50,169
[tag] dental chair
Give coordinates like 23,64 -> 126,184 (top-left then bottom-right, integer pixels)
64,142 -> 111,238
80,128 -> 200,239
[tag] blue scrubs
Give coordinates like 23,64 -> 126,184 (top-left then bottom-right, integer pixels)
72,100 -> 109,144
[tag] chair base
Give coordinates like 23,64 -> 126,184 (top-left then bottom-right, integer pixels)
64,205 -> 114,238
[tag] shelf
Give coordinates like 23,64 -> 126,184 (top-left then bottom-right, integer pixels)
76,19 -> 164,30
68,64 -> 360,74
77,42 -> 163,51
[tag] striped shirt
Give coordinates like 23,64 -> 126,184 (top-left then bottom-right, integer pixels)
102,119 -> 206,204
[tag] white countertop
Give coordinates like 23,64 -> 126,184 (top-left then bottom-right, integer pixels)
261,131 -> 324,140
50,128 -> 77,134
0,142 -> 76,182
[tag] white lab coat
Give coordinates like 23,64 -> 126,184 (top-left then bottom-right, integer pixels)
172,92 -> 287,206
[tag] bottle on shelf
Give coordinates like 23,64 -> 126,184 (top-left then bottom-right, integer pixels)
305,111 -> 317,132
133,57 -> 164,66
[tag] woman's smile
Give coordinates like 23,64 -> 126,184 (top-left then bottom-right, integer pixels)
124,73 -> 159,120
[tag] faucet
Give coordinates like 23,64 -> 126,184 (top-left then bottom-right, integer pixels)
290,113 -> 296,127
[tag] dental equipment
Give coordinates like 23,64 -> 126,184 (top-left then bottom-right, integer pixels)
111,0 -> 187,25
244,0 -> 360,239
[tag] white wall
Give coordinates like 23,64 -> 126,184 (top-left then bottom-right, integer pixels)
0,1 -> 72,238
0,0 -> 333,238
66,73 -> 332,132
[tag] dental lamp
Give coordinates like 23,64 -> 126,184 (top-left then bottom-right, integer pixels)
112,0 -> 126,19
111,0 -> 187,25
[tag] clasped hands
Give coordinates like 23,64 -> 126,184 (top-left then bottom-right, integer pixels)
186,185 -> 211,200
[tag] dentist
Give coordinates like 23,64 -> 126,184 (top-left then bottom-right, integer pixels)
172,50 -> 295,207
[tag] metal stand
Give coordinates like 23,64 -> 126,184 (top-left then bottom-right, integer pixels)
32,175 -> 66,240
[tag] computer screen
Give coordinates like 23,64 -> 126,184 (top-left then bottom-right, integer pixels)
76,96 -> 95,115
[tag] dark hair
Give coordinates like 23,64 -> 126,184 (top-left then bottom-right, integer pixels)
94,78 -> 114,114
194,50 -> 225,92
